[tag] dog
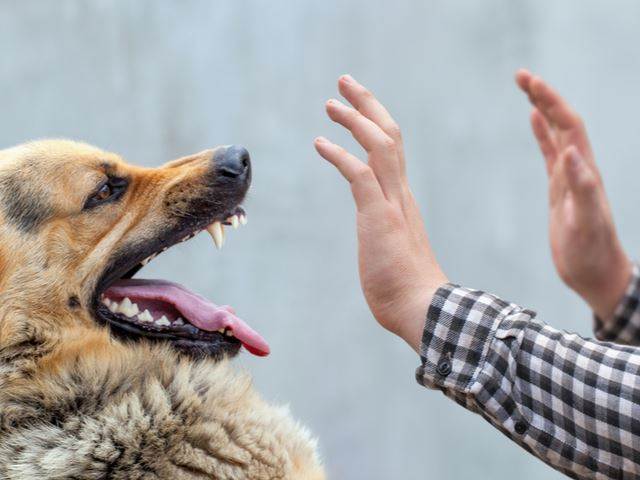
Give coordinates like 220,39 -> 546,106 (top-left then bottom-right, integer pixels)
0,140 -> 325,479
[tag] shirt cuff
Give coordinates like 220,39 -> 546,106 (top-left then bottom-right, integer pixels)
593,262 -> 640,343
415,283 -> 519,392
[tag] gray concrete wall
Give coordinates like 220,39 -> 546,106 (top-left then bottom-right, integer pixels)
2,1 -> 639,478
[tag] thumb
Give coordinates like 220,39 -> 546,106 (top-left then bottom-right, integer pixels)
562,146 -> 599,204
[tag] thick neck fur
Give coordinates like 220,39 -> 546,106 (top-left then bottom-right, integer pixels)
0,306 -> 325,479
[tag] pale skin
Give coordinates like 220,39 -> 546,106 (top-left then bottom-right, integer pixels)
314,74 -> 447,353
514,69 -> 631,321
315,73 -> 631,352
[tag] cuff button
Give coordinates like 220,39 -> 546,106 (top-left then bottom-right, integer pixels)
514,421 -> 527,435
436,358 -> 452,376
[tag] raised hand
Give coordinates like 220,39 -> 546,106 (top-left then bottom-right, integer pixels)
314,75 -> 448,352
516,69 -> 631,320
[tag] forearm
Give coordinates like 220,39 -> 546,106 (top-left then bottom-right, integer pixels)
417,284 -> 640,478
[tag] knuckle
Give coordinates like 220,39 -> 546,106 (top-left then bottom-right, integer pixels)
347,108 -> 360,121
387,123 -> 402,140
580,175 -> 598,192
361,88 -> 374,100
353,165 -> 374,182
384,206 -> 405,230
572,112 -> 584,127
335,144 -> 348,156
380,135 -> 396,151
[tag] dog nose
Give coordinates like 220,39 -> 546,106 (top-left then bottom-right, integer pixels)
216,145 -> 251,179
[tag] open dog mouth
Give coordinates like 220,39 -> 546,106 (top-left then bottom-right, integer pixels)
92,206 -> 270,359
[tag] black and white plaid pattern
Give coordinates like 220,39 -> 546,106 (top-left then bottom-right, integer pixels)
416,283 -> 640,479
594,263 -> 640,345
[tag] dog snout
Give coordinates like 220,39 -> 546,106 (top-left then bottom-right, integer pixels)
215,145 -> 251,181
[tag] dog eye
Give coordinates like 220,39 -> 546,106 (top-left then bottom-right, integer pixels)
84,177 -> 128,210
95,184 -> 112,201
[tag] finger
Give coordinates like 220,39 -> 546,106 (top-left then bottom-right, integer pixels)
519,73 -> 597,173
325,99 -> 404,201
515,68 -> 533,93
314,136 -> 386,210
529,76 -> 582,131
337,75 -> 406,171
515,68 -> 539,105
530,108 -> 558,175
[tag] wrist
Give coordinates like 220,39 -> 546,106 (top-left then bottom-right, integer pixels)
393,280 -> 447,354
581,250 -> 632,321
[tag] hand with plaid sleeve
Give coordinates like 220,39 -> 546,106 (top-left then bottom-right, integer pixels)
515,70 -> 632,328
315,74 -> 640,478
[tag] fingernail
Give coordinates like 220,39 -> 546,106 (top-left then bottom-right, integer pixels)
341,74 -> 355,84
315,136 -> 328,144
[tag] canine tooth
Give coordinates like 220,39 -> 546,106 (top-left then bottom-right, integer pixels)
225,329 -> 234,337
174,317 -> 184,326
108,301 -> 119,313
239,214 -> 247,226
217,328 -> 225,334
156,315 -> 170,326
138,309 -> 153,323
230,215 -> 239,229
102,297 -> 112,307
207,221 -> 224,249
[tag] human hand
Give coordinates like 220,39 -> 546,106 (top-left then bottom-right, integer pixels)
516,69 -> 631,320
314,75 -> 447,353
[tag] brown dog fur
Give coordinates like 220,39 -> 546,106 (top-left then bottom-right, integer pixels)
0,140 -> 325,479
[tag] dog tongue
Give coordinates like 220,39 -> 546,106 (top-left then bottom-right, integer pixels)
105,279 -> 270,356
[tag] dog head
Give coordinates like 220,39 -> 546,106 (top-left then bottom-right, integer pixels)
0,139 -> 269,362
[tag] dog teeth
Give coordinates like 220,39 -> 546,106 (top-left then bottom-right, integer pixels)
102,297 -> 177,328
230,215 -> 240,229
117,297 -> 139,317
141,253 -> 157,266
239,214 -> 247,226
225,329 -> 234,337
137,309 -> 154,323
207,221 -> 225,249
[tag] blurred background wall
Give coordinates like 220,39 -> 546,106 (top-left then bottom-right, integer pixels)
2,1 -> 640,478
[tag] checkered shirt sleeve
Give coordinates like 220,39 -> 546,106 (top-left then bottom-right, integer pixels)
416,283 -> 640,479
594,263 -> 640,345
